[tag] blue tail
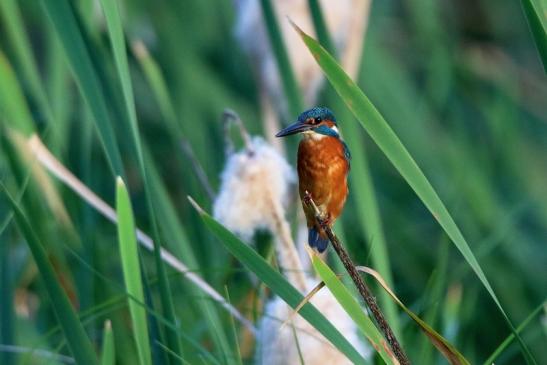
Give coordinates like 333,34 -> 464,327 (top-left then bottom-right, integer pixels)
308,227 -> 329,253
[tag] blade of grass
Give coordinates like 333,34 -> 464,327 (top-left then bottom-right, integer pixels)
259,0 -> 304,116
0,51 -> 34,135
1,186 -> 98,365
115,177 -> 152,365
0,52 -> 77,235
483,301 -> 546,365
145,149 -> 233,355
132,41 -> 181,136
100,320 -> 115,365
520,0 -> 547,72
0,214 -> 15,365
417,239 -> 450,364
39,0 -> 123,176
0,0 -> 56,127
291,22 -> 535,363
311,254 -> 397,365
188,197 -> 367,364
98,0 -> 183,360
224,288 -> 243,365
44,28 -> 72,145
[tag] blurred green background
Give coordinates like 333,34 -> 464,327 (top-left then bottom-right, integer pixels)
0,0 -> 545,364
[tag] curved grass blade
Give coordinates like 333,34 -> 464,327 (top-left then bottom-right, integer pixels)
356,266 -> 470,365
39,0 -> 123,176
291,22 -> 535,363
98,0 -> 183,360
100,320 -> 115,365
311,255 -> 397,365
1,186 -> 98,365
520,0 -> 547,72
483,301 -> 546,365
116,178 -> 152,365
188,197 -> 367,364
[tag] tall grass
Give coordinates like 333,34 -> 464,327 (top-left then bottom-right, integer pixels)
0,1 -> 545,364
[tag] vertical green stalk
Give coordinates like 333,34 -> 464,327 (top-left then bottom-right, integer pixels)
0,0 -> 56,129
0,223 -> 15,365
306,0 -> 336,56
259,0 -> 304,116
98,0 -> 183,361
40,0 -> 124,177
0,52 -> 34,136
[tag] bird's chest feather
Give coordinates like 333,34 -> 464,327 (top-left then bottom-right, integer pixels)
297,136 -> 349,209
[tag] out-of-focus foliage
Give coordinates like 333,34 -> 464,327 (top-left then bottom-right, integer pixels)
0,0 -> 545,364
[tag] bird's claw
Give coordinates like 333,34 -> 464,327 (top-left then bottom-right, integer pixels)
318,212 -> 332,227
303,191 -> 313,206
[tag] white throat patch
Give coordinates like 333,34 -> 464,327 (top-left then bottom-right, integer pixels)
302,131 -> 327,140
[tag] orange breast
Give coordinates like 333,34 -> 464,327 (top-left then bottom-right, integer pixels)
297,136 -> 349,227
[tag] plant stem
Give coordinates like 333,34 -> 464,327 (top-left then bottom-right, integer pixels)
303,192 -> 410,365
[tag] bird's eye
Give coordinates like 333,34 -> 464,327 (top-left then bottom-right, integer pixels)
314,117 -> 321,124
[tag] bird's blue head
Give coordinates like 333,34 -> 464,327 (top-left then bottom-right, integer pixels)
275,107 -> 339,138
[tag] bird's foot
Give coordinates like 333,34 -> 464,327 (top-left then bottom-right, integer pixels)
318,212 -> 332,227
303,191 -> 313,206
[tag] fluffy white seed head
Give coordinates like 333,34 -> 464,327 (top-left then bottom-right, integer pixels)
213,137 -> 296,242
255,277 -> 370,365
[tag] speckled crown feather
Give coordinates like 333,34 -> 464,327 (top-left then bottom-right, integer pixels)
297,107 -> 337,123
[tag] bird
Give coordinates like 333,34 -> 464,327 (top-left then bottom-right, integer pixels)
276,107 -> 350,253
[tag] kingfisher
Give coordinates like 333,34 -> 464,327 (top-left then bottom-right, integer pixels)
276,107 -> 350,253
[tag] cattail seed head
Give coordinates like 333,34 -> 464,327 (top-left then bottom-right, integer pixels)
213,137 -> 295,242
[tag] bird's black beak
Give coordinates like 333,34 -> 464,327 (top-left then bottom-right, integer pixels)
275,121 -> 313,137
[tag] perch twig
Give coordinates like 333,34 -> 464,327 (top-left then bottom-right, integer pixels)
303,191 -> 410,365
